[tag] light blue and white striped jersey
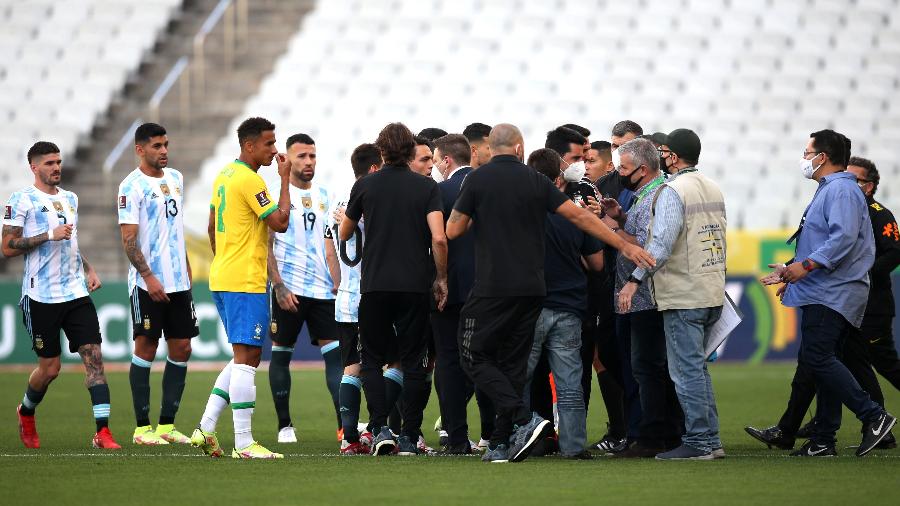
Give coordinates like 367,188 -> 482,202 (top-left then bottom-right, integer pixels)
3,186 -> 88,304
329,188 -> 364,322
117,168 -> 190,296
272,182 -> 336,300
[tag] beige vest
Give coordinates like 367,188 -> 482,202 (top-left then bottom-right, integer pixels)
649,170 -> 726,310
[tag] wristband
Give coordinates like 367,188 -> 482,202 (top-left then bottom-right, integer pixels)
47,228 -> 54,240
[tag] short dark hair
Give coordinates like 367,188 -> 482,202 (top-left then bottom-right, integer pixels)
545,126 -> 586,157
350,143 -> 382,178
414,135 -> 434,152
463,122 -> 492,143
237,117 -> 275,145
417,128 -> 448,141
849,156 -> 879,194
135,122 -> 167,145
810,129 -> 851,168
561,123 -> 590,138
527,148 -> 563,181
27,141 -> 60,163
590,140 -> 612,157
376,122 -> 417,165
286,133 -> 315,150
611,120 -> 643,138
433,134 -> 471,166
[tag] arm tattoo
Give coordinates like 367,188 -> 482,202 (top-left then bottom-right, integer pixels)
78,344 -> 107,388
124,236 -> 152,277
3,225 -> 48,253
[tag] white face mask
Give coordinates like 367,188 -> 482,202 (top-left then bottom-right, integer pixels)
563,160 -> 586,182
800,153 -> 823,179
611,149 -> 621,171
431,168 -> 444,183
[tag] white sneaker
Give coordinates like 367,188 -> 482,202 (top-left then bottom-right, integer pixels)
476,438 -> 490,450
417,435 -> 434,453
277,425 -> 297,443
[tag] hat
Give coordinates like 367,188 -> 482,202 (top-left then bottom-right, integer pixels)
649,132 -> 669,147
666,128 -> 701,162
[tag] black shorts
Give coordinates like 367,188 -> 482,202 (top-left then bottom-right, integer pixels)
270,295 -> 337,346
21,296 -> 102,358
337,322 -> 361,367
130,288 -> 199,340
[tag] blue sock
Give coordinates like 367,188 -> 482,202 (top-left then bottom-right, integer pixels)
384,368 -> 404,432
269,346 -> 293,429
20,385 -> 45,416
322,342 -> 342,429
129,354 -> 152,427
159,357 -> 187,425
89,384 -> 111,431
339,375 -> 362,442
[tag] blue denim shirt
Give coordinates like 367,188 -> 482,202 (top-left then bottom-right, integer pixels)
782,171 -> 875,327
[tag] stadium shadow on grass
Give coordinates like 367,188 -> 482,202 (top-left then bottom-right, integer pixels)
1,363 -> 899,505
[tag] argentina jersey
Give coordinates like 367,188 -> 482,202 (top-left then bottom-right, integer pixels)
4,186 -> 88,304
117,168 -> 190,296
272,182 -> 336,299
329,190 -> 364,322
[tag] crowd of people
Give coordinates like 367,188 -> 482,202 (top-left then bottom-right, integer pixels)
3,117 -> 899,461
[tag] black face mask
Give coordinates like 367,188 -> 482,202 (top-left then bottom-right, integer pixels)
618,168 -> 641,191
660,156 -> 668,172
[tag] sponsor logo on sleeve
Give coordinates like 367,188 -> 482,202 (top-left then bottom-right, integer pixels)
255,191 -> 271,207
119,195 -> 127,209
3,205 -> 11,220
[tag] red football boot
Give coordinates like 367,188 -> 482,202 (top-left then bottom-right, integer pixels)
17,404 -> 40,448
92,427 -> 122,449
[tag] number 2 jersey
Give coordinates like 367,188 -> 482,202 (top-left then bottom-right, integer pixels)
4,186 -> 88,304
271,182 -> 336,300
117,168 -> 190,296
329,188 -> 364,322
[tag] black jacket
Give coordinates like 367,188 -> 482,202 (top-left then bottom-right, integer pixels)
439,167 -> 476,306
865,198 -> 900,317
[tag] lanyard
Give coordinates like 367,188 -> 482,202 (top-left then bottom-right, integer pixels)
633,175 -> 666,205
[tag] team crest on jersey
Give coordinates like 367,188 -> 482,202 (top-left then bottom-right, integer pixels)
319,202 -> 326,212
255,191 -> 271,207
119,196 -> 127,209
52,201 -> 64,213
34,338 -> 43,350
270,321 -> 278,334
301,196 -> 312,209
174,186 -> 181,196
144,318 -> 151,331
253,323 -> 264,339
160,184 -> 171,196
4,205 -> 11,220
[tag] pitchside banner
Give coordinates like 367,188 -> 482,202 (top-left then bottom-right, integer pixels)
0,230 -> 898,364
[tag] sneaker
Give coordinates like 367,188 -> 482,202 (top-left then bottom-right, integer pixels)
655,444 -> 714,460
232,441 -> 284,459
190,427 -> 224,457
91,427 -> 122,449
744,425 -> 795,450
397,435 -> 421,456
790,440 -> 837,457
133,425 -> 169,445
359,431 -> 374,453
475,438 -> 490,451
530,434 -> 560,457
372,427 -> 396,456
440,440 -> 473,455
340,440 -> 368,455
278,425 -> 297,443
17,405 -> 39,449
593,433 -> 627,453
417,435 -> 434,454
712,447 -> 726,459
875,431 -> 896,449
796,420 -> 815,439
155,424 -> 191,444
857,411 -> 897,457
438,430 -> 449,448
509,414 -> 552,462
482,443 -> 509,463
564,450 -> 593,460
612,443 -> 665,459
336,428 -> 344,442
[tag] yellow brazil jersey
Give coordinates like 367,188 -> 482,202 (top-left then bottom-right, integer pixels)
209,160 -> 277,293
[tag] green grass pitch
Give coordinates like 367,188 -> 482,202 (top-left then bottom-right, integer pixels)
1,363 -> 898,505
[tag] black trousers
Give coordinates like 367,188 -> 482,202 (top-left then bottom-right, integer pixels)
615,314 -> 642,441
862,315 -> 900,392
459,295 -> 542,445
358,291 -> 429,437
595,308 -> 627,439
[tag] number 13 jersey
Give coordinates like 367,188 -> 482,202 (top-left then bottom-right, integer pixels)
272,182 -> 336,300
118,167 -> 190,295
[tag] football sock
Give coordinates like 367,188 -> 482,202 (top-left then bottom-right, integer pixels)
19,384 -> 46,416
269,346 -> 293,429
159,356 -> 187,426
384,368 -> 404,433
129,354 -> 152,427
89,384 -> 111,432
321,342 -> 342,428
200,360 -> 233,432
231,364 -> 257,449
339,374 -> 362,442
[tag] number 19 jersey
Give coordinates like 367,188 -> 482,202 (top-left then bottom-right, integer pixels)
118,168 -> 190,295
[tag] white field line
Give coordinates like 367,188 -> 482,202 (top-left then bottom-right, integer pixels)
0,452 -> 898,459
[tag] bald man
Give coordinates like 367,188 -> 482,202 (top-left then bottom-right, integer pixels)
446,124 -> 654,463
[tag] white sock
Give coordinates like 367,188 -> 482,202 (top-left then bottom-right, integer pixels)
200,360 -> 233,432
230,364 -> 257,449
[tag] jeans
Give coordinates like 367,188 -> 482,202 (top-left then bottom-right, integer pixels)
630,309 -> 684,447
524,308 -> 587,456
662,306 -> 723,453
798,305 -> 883,445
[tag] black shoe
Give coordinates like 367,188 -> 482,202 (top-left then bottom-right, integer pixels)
530,435 -> 559,457
744,425 -> 795,450
875,431 -> 896,450
592,434 -> 627,453
396,435 -> 422,456
612,443 -> 665,459
790,440 -> 837,457
858,412 -> 898,457
565,449 -> 593,460
440,440 -> 473,455
796,420 -> 815,439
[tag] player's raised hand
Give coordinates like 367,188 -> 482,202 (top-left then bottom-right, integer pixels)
276,153 -> 291,178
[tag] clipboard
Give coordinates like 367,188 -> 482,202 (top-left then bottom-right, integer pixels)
705,292 -> 743,359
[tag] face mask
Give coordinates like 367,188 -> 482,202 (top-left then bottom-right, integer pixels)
618,167 -> 641,191
611,149 -> 621,171
562,160 -> 586,182
659,156 -> 669,172
432,167 -> 444,183
800,153 -> 823,179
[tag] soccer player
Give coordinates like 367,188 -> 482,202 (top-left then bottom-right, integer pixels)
267,133 -> 343,443
5,141 -> 120,449
118,123 -> 197,446
331,143 -> 382,455
410,135 -> 435,178
190,117 -> 291,459
462,122 -> 492,169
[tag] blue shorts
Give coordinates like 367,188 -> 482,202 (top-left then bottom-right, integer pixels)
212,291 -> 269,347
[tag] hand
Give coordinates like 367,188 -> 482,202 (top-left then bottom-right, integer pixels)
759,263 -> 787,285
274,283 -> 298,312
85,268 -> 102,292
617,282 -> 638,313
600,198 -> 622,220
51,224 -> 74,241
332,206 -> 346,227
276,153 -> 291,178
432,277 -> 448,312
331,285 -> 338,295
584,196 -> 603,217
776,284 -> 786,300
144,273 -> 170,303
602,215 -> 619,230
780,262 -> 809,283
622,243 -> 656,270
